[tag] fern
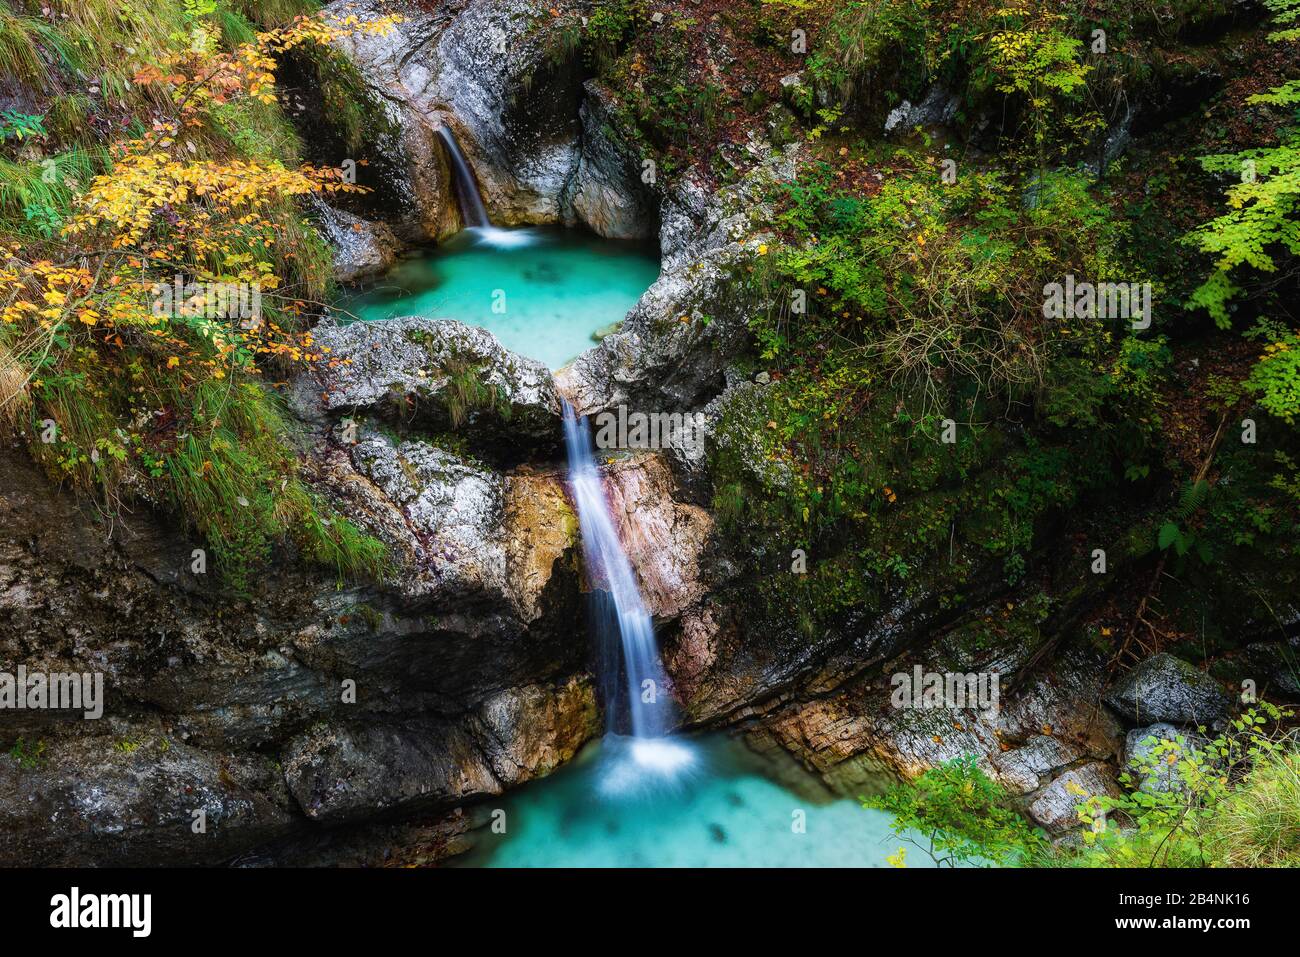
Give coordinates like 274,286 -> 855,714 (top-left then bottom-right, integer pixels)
1179,478 -> 1211,520
1159,480 -> 1213,561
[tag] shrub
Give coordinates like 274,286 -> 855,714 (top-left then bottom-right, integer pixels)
865,755 -> 1048,866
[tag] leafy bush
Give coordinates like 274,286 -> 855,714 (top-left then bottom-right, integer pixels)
1072,704 -> 1297,867
0,3 -> 400,590
865,756 -> 1048,866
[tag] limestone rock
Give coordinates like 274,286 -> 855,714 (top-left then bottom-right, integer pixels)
0,734 -> 298,866
1123,722 -> 1207,794
296,316 -> 563,459
324,0 -> 588,230
562,83 -> 658,239
884,85 -> 960,135
503,470 -> 578,624
557,147 -> 798,416
1025,763 -> 1122,834
314,202 -> 400,283
282,676 -> 597,824
602,452 -> 712,621
348,432 -> 509,601
1105,653 -> 1232,726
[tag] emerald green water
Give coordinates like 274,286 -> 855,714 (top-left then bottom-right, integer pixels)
453,735 -> 924,868
336,226 -> 660,370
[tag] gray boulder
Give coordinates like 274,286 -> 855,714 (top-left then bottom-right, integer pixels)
314,202 -> 400,283
884,85 -> 961,135
1123,722 -> 1207,794
1105,653 -> 1232,725
296,316 -> 562,458
1026,763 -> 1122,834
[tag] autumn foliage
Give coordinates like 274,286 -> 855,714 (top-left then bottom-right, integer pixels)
0,5 -> 401,589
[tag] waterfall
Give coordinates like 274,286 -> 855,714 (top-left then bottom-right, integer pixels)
435,125 -> 490,229
562,401 -> 677,741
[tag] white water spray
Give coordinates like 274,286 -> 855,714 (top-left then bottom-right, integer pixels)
563,401 -> 673,739
435,124 -> 490,229
563,402 -> 696,783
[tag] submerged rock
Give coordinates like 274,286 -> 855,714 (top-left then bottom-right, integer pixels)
1104,653 -> 1232,726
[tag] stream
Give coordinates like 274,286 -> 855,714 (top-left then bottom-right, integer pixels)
340,123 -> 912,865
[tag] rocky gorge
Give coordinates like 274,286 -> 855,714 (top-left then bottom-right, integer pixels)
2,0 -> 1298,868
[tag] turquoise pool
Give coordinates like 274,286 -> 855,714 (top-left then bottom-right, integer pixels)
336,226 -> 660,370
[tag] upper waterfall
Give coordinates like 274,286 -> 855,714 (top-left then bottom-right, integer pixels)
435,124 -> 490,229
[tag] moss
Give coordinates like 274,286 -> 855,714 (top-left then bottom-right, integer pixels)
6,737 -> 47,770
342,602 -> 386,632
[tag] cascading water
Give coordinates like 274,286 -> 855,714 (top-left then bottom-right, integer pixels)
435,124 -> 490,229
435,123 -> 540,250
562,401 -> 695,781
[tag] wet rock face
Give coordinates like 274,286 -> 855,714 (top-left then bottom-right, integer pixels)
738,623 -> 1127,836
323,1 -> 460,241
295,316 -> 563,461
0,435 -> 595,864
0,733 -> 299,866
601,453 -> 712,621
1104,653 -> 1232,726
562,83 -> 659,240
283,676 -> 597,824
323,0 -> 652,238
314,202 -> 401,283
556,145 -> 798,417
429,0 -> 586,225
